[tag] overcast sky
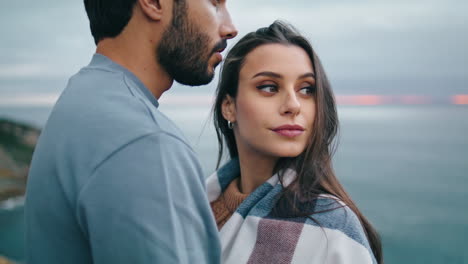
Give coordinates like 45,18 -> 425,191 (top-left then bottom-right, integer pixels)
1,0 -> 467,97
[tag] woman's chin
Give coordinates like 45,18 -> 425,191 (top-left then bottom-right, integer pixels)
270,148 -> 305,159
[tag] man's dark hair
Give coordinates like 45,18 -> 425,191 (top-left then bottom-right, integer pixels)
84,0 -> 138,44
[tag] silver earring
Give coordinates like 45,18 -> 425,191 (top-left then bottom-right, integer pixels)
228,120 -> 234,129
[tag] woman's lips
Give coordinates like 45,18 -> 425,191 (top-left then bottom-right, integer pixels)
271,125 -> 305,138
215,52 -> 223,61
214,48 -> 225,61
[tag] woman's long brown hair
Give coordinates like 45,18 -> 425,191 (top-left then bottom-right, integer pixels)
212,21 -> 383,263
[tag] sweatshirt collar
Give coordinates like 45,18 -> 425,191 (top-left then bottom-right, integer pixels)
89,53 -> 159,108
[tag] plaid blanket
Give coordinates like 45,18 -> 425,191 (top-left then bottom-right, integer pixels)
206,159 -> 377,264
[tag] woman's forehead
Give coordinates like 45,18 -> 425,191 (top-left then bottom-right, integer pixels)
240,44 -> 314,79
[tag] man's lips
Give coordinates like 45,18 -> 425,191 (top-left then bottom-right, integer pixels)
271,125 -> 305,137
213,40 -> 227,54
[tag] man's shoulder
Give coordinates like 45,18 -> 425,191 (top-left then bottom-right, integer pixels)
54,63 -> 182,136
47,98 -> 189,161
67,63 -> 126,91
40,65 -> 191,169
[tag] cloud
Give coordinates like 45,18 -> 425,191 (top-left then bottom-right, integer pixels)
0,63 -> 61,78
0,92 -> 59,106
0,0 -> 466,95
0,1 -> 94,80
230,0 -> 468,84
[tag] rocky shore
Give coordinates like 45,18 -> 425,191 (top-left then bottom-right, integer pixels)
0,119 -> 39,202
0,119 -> 38,262
0,256 -> 15,264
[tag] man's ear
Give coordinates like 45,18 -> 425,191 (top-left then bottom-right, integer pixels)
221,95 -> 237,123
138,0 -> 164,21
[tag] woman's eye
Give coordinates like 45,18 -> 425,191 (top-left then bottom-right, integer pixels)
257,84 -> 278,93
299,85 -> 316,95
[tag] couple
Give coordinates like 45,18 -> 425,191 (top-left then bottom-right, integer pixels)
25,0 -> 382,263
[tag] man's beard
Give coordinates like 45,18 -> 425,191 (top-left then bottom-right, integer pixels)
157,0 -> 226,86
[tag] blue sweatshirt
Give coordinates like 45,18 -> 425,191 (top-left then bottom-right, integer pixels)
25,54 -> 221,263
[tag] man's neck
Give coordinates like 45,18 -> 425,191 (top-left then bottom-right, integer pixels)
96,35 -> 173,100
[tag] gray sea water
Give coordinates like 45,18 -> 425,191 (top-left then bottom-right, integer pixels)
0,104 -> 467,263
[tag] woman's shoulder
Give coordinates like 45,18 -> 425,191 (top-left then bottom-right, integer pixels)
310,194 -> 364,237
205,158 -> 241,202
301,194 -> 376,262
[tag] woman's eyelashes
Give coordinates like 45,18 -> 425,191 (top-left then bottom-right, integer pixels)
211,0 -> 220,7
256,82 -> 316,96
256,83 -> 278,93
299,85 -> 316,95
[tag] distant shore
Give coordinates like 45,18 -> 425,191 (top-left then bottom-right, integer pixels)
0,119 -> 39,202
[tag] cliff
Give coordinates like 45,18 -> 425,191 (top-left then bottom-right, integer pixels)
0,119 -> 40,201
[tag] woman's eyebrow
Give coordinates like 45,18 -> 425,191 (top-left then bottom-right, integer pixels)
252,71 -> 282,79
252,72 -> 316,79
299,72 -> 316,79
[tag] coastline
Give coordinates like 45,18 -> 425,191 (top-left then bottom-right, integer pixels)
0,119 -> 35,263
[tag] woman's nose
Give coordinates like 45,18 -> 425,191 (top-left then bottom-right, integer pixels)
280,92 -> 300,116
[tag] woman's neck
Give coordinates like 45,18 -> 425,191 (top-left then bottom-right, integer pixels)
237,151 -> 278,194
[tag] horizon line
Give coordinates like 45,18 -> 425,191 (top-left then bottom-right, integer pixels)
0,93 -> 467,107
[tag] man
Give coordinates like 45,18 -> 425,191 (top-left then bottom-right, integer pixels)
25,0 -> 237,262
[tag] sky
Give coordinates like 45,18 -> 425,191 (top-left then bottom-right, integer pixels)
1,0 -> 467,101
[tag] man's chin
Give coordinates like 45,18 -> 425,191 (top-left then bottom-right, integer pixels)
174,71 -> 214,86
169,56 -> 218,86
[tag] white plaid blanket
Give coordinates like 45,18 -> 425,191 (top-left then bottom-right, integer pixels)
206,159 -> 377,264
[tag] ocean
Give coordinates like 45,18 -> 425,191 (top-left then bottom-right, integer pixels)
0,103 -> 467,263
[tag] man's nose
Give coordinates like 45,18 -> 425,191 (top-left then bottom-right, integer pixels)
220,9 -> 238,39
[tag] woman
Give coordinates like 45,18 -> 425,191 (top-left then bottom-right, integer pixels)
207,21 -> 383,264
